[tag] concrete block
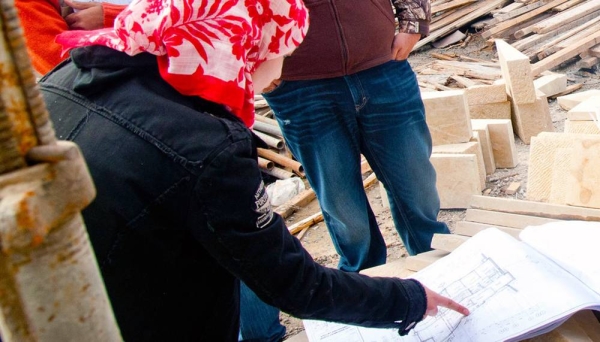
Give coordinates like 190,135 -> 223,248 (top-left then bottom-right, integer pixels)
496,39 -> 536,105
557,89 -> 600,111
469,101 -> 512,120
421,90 -> 472,146
465,84 -> 507,106
471,119 -> 518,168
510,94 -> 554,144
431,153 -> 482,209
566,138 -> 600,209
433,141 -> 486,189
533,73 -> 567,97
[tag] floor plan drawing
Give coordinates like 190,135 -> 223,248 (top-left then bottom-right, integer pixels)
411,254 -> 515,341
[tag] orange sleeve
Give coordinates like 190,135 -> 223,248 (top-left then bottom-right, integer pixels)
101,3 -> 126,28
15,0 -> 68,76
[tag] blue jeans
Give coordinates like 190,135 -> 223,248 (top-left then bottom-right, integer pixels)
263,60 -> 449,271
239,282 -> 285,342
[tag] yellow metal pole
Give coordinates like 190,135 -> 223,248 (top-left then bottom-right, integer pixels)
0,0 -> 122,340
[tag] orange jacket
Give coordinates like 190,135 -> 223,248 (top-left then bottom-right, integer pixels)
15,0 -> 125,75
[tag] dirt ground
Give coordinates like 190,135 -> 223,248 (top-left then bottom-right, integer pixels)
275,34 -> 600,340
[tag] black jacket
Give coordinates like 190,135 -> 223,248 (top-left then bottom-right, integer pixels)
38,46 -> 427,341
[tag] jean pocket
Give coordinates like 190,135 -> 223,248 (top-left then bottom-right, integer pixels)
261,80 -> 288,97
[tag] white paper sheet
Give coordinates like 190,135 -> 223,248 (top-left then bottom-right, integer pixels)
304,228 -> 600,342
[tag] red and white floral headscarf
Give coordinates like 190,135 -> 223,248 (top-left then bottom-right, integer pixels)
56,0 -> 308,127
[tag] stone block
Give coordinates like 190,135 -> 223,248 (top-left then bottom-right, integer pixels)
510,94 -> 554,144
557,89 -> 600,111
430,153 -> 482,209
471,119 -> 518,168
548,148 -> 572,205
465,84 -> 507,106
433,141 -> 486,189
527,132 -> 600,202
496,39 -> 536,105
533,73 -> 567,97
469,101 -> 511,120
566,95 -> 600,121
471,129 -> 496,175
421,90 -> 472,146
565,138 -> 600,209
564,120 -> 600,134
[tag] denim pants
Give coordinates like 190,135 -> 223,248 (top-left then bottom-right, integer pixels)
239,282 -> 285,342
263,60 -> 449,271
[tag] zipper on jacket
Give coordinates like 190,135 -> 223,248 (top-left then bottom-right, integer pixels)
329,0 -> 348,75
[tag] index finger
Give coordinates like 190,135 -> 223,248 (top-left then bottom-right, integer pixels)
439,297 -> 470,316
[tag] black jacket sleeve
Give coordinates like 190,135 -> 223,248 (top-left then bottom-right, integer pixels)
191,121 -> 427,335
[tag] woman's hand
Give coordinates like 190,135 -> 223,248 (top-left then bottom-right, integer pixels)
423,285 -> 470,318
64,0 -> 104,30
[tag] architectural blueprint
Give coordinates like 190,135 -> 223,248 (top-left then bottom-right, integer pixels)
304,228 -> 600,342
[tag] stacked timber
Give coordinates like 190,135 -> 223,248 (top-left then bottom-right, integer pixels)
415,0 -> 600,75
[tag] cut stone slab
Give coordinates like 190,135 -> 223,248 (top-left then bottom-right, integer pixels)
548,148 -> 572,205
471,127 -> 496,175
465,83 -> 507,106
510,94 -> 554,144
469,101 -> 511,120
566,138 -> 600,209
430,153 -> 482,209
533,73 -> 567,97
564,120 -> 600,134
471,119 -> 518,168
496,39 -> 537,105
527,132 -> 600,202
422,90 -> 472,146
557,89 -> 600,111
566,95 -> 600,121
433,141 -> 486,189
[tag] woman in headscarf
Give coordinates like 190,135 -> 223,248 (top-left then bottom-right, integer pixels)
37,0 -> 468,340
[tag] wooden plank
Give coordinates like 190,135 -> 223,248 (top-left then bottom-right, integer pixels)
522,14 -> 600,60
523,315 -> 595,341
481,0 -> 570,39
570,310 -> 600,340
454,220 -> 522,239
465,209 -> 560,228
532,0 -> 600,34
513,11 -> 600,51
432,0 -> 477,13
359,259 -> 415,278
415,0 -> 509,50
405,250 -> 449,272
274,189 -> 316,219
493,0 -> 547,22
531,30 -> 600,75
539,21 -> 600,60
468,195 -> 600,221
430,233 -> 470,252
288,211 -> 323,235
286,173 -> 378,234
